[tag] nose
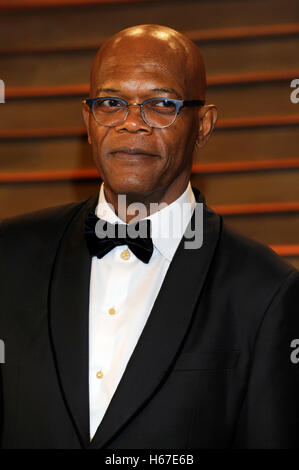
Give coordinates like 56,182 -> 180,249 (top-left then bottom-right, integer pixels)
115,103 -> 152,133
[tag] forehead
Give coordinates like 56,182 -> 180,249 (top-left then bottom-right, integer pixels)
91,36 -> 190,97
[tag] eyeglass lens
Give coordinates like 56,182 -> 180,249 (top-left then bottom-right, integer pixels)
92,98 -> 177,128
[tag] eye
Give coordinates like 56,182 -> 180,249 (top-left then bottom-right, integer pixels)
100,99 -> 123,108
146,99 -> 176,114
94,98 -> 125,114
155,99 -> 174,108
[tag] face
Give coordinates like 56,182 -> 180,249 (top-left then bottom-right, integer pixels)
83,30 -> 207,205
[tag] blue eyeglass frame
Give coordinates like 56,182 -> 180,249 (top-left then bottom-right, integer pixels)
82,97 -> 205,128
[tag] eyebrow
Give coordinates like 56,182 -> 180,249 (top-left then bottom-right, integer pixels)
95,87 -> 182,99
95,88 -> 120,96
151,88 -> 182,99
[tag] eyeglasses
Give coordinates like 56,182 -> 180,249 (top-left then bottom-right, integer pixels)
83,97 -> 205,129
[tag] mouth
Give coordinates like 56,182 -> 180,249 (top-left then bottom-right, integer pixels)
110,147 -> 159,159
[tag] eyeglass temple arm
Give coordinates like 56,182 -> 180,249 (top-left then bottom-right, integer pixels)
82,99 -> 93,108
182,99 -> 205,107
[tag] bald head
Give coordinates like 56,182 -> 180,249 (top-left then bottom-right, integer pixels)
90,24 -> 206,100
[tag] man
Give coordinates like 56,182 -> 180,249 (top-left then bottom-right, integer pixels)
1,24 -> 299,449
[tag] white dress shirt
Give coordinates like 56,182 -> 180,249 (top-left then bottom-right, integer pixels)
88,181 -> 196,438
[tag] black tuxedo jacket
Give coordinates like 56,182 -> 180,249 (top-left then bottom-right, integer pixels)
1,187 -> 299,449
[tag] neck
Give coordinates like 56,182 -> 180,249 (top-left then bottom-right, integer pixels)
103,178 -> 190,223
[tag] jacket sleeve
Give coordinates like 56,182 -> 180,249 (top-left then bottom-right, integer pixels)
232,269 -> 299,448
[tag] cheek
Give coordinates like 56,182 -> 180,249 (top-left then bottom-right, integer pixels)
177,119 -> 198,157
158,123 -> 194,167
90,123 -> 111,163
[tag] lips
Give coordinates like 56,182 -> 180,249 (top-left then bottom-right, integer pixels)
110,147 -> 158,158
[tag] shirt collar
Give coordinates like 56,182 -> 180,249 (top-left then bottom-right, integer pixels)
96,182 -> 195,262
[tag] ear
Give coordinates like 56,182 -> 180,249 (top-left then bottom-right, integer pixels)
196,104 -> 218,148
82,101 -> 92,145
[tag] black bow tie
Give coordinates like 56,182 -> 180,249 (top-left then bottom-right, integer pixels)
84,212 -> 154,264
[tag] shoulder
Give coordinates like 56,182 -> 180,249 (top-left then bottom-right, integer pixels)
194,186 -> 297,284
214,219 -> 298,299
0,195 -> 97,250
199,217 -> 299,342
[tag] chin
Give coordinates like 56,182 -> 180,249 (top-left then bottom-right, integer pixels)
109,177 -> 156,198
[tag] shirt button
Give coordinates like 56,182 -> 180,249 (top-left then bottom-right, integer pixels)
96,370 -> 104,379
120,249 -> 130,260
108,307 -> 116,315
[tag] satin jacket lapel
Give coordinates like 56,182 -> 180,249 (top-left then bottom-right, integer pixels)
89,187 -> 221,449
48,194 -> 98,448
